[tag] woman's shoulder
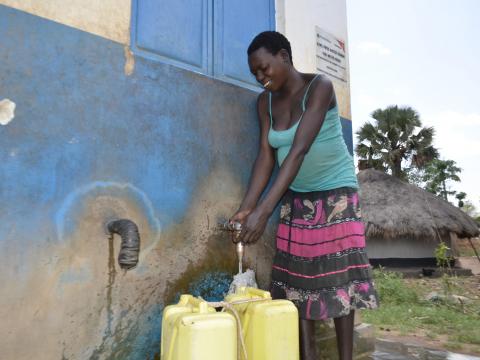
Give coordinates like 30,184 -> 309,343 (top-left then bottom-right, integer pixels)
257,89 -> 269,98
256,90 -> 269,106
303,73 -> 333,95
302,73 -> 336,108
255,90 -> 270,116
303,72 -> 332,86
302,72 -> 318,81
299,73 -> 334,100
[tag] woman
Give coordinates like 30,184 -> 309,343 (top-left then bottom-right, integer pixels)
230,31 -> 378,360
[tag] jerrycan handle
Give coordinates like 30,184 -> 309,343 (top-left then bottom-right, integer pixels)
241,287 -> 272,299
178,294 -> 210,313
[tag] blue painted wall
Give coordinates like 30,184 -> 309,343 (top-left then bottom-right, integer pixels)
0,5 -> 277,359
340,117 -> 353,155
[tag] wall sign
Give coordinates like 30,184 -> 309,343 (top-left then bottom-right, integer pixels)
315,26 -> 347,83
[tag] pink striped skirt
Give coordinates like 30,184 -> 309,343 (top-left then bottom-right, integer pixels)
270,187 -> 378,320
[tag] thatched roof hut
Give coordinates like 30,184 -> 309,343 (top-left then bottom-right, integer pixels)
358,169 -> 479,241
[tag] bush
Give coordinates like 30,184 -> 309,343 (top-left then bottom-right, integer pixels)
373,268 -> 419,305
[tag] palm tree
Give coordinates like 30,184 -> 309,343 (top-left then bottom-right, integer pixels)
356,123 -> 387,172
355,105 -> 439,179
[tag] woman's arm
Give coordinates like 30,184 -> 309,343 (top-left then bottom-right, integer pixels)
231,91 -> 276,222
239,76 -> 334,243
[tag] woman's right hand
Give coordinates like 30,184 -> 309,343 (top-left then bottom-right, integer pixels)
229,208 -> 252,225
229,209 -> 252,244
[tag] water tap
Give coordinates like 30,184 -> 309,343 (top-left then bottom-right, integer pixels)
217,220 -> 242,232
218,220 -> 244,273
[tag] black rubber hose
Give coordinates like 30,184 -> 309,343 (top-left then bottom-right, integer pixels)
107,219 -> 140,270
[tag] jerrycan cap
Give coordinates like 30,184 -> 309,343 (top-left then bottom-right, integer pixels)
227,287 -> 272,301
178,294 -> 214,313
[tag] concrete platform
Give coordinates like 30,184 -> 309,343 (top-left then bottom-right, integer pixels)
314,321 -> 375,359
457,257 -> 480,275
378,266 -> 473,278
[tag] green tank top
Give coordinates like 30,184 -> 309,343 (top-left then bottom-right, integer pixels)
267,74 -> 358,192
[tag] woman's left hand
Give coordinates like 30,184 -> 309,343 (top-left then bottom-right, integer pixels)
238,205 -> 271,244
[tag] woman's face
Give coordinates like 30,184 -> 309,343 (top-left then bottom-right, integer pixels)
248,47 -> 289,91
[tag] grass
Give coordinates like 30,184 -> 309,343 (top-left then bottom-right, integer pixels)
362,268 -> 480,354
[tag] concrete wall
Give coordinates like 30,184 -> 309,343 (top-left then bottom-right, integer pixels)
0,5 -> 275,359
276,0 -> 353,153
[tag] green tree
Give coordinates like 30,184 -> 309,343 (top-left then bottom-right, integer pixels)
423,159 -> 462,202
462,200 -> 478,218
356,106 -> 438,179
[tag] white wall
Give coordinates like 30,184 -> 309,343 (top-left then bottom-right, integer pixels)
366,238 -> 441,259
276,0 -> 351,120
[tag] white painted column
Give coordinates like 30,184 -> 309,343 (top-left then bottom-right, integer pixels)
276,0 -> 351,120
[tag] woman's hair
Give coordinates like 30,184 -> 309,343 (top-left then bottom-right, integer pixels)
247,31 -> 293,64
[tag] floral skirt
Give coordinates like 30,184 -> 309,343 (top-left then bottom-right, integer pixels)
270,187 -> 378,320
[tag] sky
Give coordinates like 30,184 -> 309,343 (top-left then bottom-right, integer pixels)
346,0 -> 480,212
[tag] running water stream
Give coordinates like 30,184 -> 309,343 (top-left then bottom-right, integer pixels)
217,220 -> 258,293
236,241 -> 244,274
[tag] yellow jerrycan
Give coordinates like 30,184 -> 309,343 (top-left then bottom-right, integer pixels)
225,287 -> 300,360
161,294 -> 237,360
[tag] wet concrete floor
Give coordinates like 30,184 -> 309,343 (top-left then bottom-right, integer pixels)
371,339 -> 480,360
